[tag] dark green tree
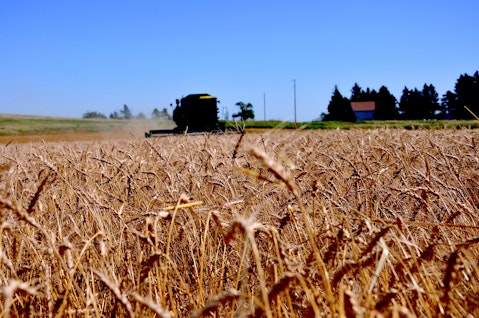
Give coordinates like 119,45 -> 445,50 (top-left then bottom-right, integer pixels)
368,88 -> 378,102
152,108 -> 161,119
453,71 -> 479,118
82,111 -> 107,119
136,112 -> 146,120
441,90 -> 458,119
120,104 -> 133,119
399,85 -> 439,120
323,86 -> 356,122
350,83 -> 364,101
350,83 -> 375,102
152,107 -> 171,120
374,86 -> 399,120
422,84 -> 441,118
232,102 -> 254,121
399,87 -> 419,119
109,111 -> 120,119
160,108 -> 171,120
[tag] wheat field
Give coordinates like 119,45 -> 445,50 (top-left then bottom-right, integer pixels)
0,129 -> 478,317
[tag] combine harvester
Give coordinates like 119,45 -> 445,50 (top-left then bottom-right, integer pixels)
145,93 -> 235,137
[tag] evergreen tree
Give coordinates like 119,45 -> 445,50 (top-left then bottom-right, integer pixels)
324,86 -> 356,122
399,87 -> 419,119
109,111 -> 120,119
350,83 -> 363,101
369,89 -> 378,103
120,104 -> 132,119
441,90 -> 458,119
160,108 -> 171,120
151,107 -> 171,120
374,86 -> 398,120
399,85 -> 438,120
350,84 -> 375,102
453,71 -> 479,118
421,84 -> 441,118
151,108 -> 161,119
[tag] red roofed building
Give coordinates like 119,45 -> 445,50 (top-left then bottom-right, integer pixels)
351,101 -> 376,120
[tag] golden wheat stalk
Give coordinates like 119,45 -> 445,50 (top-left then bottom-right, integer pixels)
153,200 -> 204,210
368,237 -> 390,293
190,289 -> 240,318
464,106 -> 479,121
130,292 -> 173,318
1,280 -> 38,318
90,268 -> 135,317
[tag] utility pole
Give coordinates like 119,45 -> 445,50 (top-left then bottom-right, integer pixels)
293,79 -> 297,126
263,92 -> 266,121
222,106 -> 229,120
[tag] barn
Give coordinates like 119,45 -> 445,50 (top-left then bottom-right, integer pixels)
351,101 -> 376,120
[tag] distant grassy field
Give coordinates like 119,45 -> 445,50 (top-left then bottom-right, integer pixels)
1,114 -> 478,144
223,119 -> 479,130
0,114 -> 175,135
0,114 -> 176,143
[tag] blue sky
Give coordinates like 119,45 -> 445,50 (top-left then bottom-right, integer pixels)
1,1 -> 478,121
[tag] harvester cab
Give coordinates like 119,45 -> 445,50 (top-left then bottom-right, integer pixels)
145,93 -> 225,137
173,94 -> 220,132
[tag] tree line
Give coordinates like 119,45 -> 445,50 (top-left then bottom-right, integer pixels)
83,105 -> 172,120
322,70 -> 479,121
83,102 -> 256,121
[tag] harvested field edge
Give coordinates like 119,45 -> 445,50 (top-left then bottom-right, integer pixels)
0,129 -> 478,317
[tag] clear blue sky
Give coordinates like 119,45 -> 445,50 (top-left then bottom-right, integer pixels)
1,1 -> 478,121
